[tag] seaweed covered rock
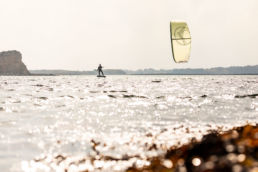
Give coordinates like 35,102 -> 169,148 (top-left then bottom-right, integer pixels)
127,125 -> 258,172
0,50 -> 30,75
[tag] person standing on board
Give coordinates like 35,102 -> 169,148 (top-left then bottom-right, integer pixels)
97,64 -> 104,76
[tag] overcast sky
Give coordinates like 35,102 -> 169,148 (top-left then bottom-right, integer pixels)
0,0 -> 258,70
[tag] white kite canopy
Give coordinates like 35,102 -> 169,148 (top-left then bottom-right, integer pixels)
170,21 -> 191,63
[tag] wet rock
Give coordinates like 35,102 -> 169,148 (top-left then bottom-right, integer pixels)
108,95 -> 116,98
235,94 -> 258,98
48,88 -> 54,91
29,124 -> 258,172
152,80 -> 161,83
146,133 -> 153,137
123,95 -> 136,98
200,95 -> 208,98
90,91 -> 99,93
7,89 -> 15,91
123,94 -> 147,99
138,96 -> 148,99
156,96 -> 165,99
34,84 -> 44,87
127,125 -> 258,172
38,97 -> 48,100
13,100 -> 21,103
179,96 -> 192,99
91,139 -> 101,155
109,90 -> 127,93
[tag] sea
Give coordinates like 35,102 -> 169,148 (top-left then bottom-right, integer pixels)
0,75 -> 257,171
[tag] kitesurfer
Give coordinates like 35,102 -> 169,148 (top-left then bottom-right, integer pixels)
97,64 -> 104,76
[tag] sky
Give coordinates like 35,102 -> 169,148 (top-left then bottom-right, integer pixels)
0,0 -> 258,70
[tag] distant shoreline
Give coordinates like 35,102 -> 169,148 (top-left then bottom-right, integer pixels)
1,64 -> 257,76
0,74 -> 257,76
28,65 -> 258,76
129,73 -> 258,75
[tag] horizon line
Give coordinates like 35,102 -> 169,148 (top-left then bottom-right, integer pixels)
29,64 -> 258,71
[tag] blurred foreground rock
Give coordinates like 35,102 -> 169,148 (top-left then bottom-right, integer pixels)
0,50 -> 30,75
127,125 -> 258,172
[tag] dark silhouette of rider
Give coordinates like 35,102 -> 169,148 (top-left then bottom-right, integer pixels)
97,64 -> 104,76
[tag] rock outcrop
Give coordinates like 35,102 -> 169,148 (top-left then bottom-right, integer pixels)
0,50 -> 30,75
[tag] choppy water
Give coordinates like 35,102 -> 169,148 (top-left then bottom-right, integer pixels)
0,75 -> 257,171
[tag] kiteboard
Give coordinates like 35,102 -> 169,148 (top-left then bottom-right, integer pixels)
97,75 -> 106,78
170,21 -> 191,63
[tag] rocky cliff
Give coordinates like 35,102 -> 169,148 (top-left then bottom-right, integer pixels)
0,50 -> 30,75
